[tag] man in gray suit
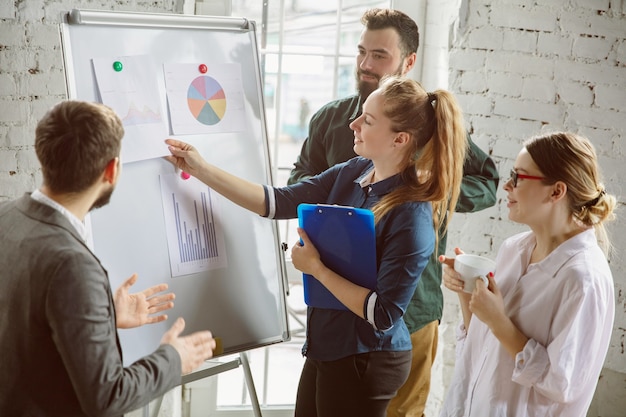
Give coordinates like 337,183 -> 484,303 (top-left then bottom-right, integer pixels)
0,100 -> 216,416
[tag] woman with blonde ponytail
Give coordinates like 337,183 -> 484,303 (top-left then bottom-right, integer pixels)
164,75 -> 467,417
440,132 -> 616,417
369,78 -> 467,248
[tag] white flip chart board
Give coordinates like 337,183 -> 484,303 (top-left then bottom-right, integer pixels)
60,8 -> 290,366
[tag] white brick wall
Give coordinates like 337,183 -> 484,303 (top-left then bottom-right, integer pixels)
0,0 -> 184,203
442,1 -> 626,416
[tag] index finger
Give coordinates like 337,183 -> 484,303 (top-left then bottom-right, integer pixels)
141,283 -> 169,298
165,138 -> 185,148
167,139 -> 196,154
438,254 -> 455,268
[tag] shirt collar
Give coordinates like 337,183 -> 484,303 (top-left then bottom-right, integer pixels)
355,164 -> 404,197
31,189 -> 88,243
527,228 -> 598,278
358,168 -> 376,188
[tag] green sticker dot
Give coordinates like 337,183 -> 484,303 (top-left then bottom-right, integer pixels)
113,61 -> 123,72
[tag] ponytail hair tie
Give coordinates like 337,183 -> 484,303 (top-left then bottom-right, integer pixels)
427,92 -> 436,104
584,189 -> 606,208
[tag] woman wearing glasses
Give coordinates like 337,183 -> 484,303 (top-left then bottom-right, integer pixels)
439,132 -> 616,417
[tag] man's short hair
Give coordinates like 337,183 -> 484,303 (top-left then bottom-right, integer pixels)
35,100 -> 124,194
361,8 -> 420,59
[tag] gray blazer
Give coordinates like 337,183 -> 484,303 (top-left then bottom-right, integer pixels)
0,194 -> 181,416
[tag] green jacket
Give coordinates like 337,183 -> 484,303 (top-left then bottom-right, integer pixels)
288,94 -> 499,333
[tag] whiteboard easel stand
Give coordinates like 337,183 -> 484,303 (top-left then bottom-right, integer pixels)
239,351 -> 263,417
59,10 -> 286,417
61,7 -> 291,366
145,353 -> 262,417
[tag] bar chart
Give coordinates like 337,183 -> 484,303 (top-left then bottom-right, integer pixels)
160,172 -> 227,277
172,189 -> 218,262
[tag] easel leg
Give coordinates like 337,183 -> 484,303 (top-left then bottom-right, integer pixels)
240,351 -> 263,417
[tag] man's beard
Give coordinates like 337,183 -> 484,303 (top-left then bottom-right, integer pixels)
356,71 -> 379,101
90,186 -> 114,211
356,61 -> 405,100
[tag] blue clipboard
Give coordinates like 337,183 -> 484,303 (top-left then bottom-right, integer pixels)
297,203 -> 377,310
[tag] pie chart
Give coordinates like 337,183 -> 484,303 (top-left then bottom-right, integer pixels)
187,76 -> 227,125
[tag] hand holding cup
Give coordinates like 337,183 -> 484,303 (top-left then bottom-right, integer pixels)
454,254 -> 496,293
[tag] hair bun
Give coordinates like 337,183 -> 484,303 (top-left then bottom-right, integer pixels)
584,189 -> 606,208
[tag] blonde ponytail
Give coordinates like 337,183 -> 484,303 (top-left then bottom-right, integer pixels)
370,76 -> 468,249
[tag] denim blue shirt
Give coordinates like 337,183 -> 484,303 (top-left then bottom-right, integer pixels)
264,157 -> 434,361
288,94 -> 499,335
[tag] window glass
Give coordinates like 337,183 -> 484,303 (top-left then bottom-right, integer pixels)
234,0 -> 388,187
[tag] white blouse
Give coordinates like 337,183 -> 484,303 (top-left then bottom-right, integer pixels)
441,229 -> 615,417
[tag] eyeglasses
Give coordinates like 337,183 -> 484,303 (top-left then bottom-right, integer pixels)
509,169 -> 546,188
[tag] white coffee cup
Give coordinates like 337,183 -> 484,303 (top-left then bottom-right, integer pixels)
454,254 -> 496,293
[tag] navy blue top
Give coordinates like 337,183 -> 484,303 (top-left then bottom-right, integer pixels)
264,157 -> 434,361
